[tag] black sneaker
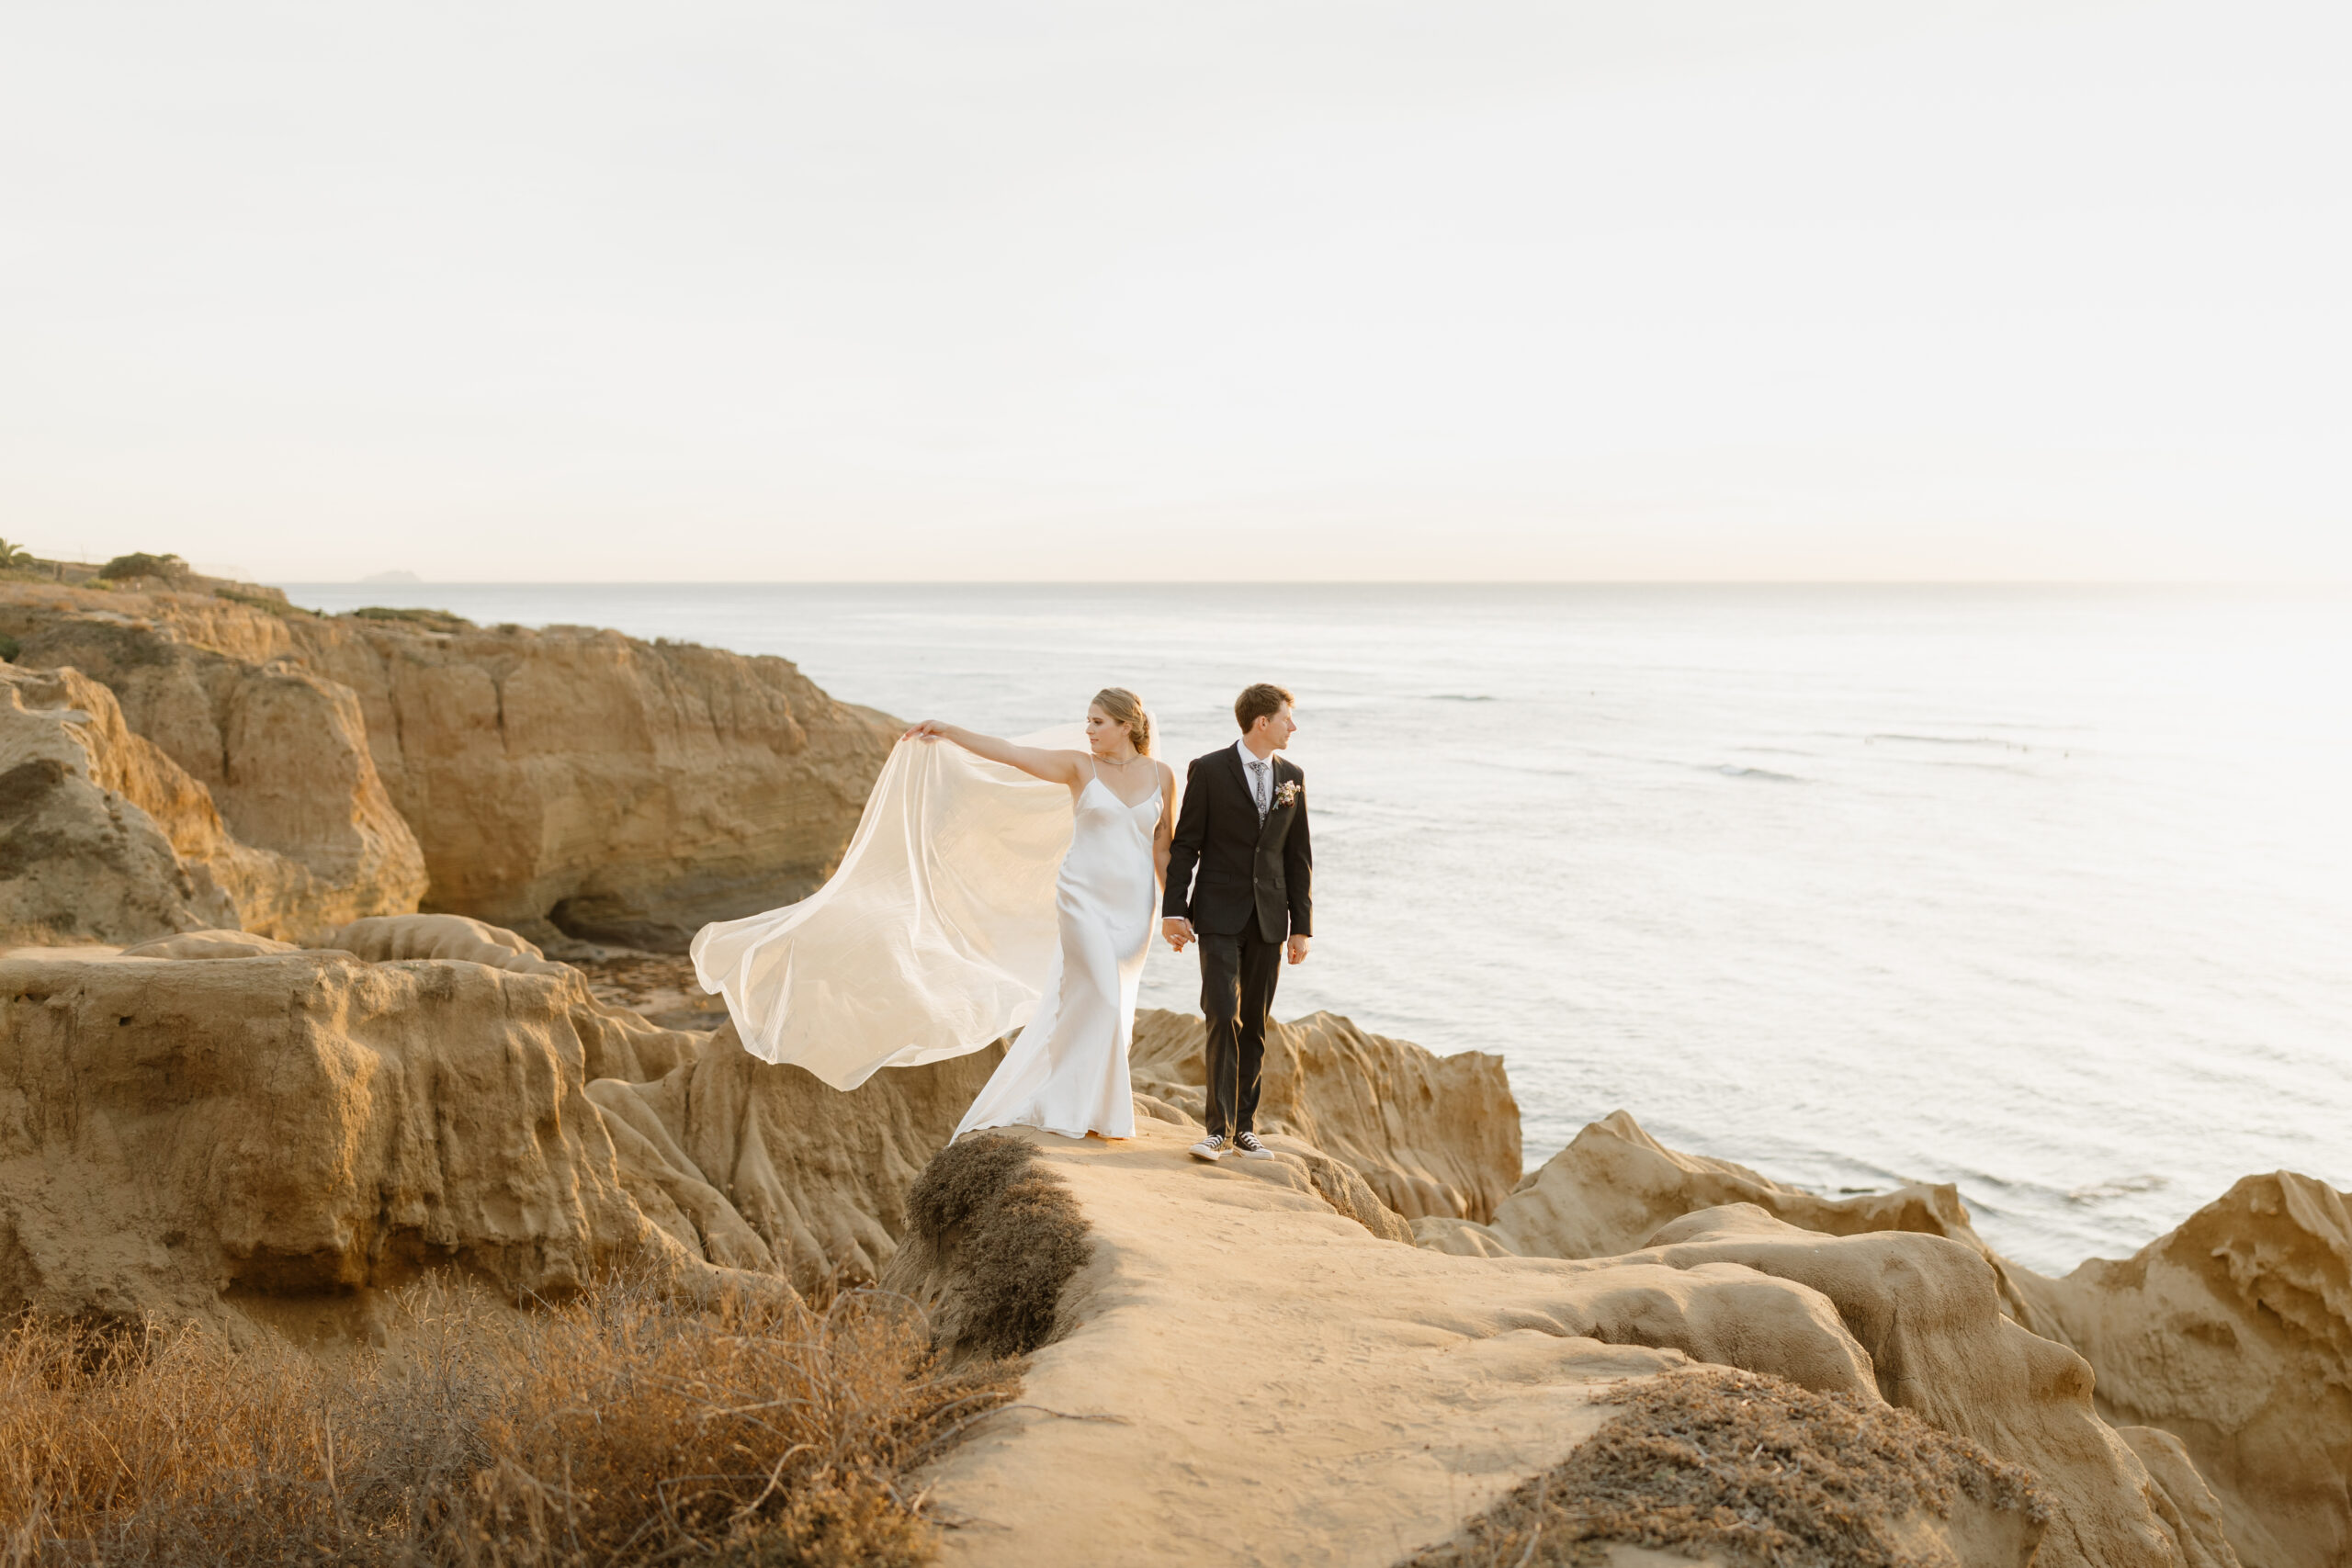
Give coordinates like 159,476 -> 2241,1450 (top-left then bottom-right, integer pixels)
1233,1131 -> 1275,1160
1189,1133 -> 1229,1162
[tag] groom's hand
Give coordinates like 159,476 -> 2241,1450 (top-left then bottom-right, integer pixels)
1286,934 -> 1310,965
1161,917 -> 1194,952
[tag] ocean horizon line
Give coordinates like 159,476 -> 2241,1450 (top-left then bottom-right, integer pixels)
267,578 -> 2351,593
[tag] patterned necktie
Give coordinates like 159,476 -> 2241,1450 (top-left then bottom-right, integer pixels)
1249,760 -> 1269,820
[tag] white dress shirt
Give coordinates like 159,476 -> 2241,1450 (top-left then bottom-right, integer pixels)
1235,739 -> 1276,818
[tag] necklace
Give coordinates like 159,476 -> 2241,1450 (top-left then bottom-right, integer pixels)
1095,750 -> 1145,767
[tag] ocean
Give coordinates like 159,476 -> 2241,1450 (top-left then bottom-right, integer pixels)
279,581 -> 2352,1273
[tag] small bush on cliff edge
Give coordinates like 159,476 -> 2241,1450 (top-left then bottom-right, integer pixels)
1396,1367 -> 2045,1568
95,552 -> 190,582
0,1274 -> 1015,1568
903,1134 -> 1092,1360
348,604 -> 473,631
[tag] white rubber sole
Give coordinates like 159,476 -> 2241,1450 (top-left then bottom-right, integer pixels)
1188,1143 -> 1226,1162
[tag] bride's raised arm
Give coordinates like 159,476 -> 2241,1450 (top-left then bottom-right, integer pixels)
902,719 -> 1085,788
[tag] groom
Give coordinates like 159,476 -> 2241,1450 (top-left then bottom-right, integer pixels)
1162,682 -> 1313,1162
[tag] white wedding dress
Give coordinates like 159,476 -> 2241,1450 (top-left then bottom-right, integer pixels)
690,728 -> 1165,1142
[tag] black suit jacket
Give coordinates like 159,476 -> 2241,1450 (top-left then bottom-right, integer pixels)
1163,745 -> 1312,943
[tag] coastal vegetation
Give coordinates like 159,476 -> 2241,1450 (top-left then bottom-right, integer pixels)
350,604 -> 475,632
0,1277 -> 1014,1568
95,552 -> 190,582
1400,1367 -> 2045,1568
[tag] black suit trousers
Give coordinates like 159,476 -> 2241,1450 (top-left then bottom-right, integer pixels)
1198,926 -> 1283,1137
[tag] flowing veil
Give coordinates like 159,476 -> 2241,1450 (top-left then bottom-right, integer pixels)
690,716 -> 1175,1091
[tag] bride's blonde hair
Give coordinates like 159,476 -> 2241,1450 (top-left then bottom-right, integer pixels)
1091,687 -> 1151,755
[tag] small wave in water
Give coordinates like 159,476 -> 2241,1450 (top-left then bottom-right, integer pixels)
2066,1176 -> 2170,1205
1867,733 -> 2029,750
1712,763 -> 1808,783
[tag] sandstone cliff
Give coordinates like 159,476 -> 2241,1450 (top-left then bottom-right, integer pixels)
1,924 -> 2333,1566
3,599 -> 428,938
2013,1172 -> 2352,1568
1,658 -> 419,943
3,665 -> 239,942
1131,1008 -> 1520,1223
272,611 -> 899,947
0,946 -> 713,1337
0,580 -> 899,948
0,927 -> 1011,1337
899,1116 -> 2237,1568
1429,1104 -> 2347,1568
1430,1107 -> 2059,1331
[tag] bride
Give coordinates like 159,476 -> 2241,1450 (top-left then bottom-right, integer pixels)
690,686 -> 1174,1143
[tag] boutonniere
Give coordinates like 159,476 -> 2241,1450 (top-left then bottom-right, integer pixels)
1274,779 -> 1301,808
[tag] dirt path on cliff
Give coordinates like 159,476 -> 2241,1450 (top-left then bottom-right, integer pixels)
920,1116 -> 1770,1568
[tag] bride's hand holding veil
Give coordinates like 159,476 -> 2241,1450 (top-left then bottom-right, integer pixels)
900,719 -> 1089,789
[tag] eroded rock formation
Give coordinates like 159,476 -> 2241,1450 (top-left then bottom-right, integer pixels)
0,580 -> 899,948
2014,1173 -> 2352,1568
907,1117 -> 2222,1568
0,936 -> 1006,1337
1,915 -> 2335,1566
1435,1107 -> 2059,1331
0,948 -> 706,1336
0,660 -> 399,944
1131,1008 -> 1520,1222
589,1021 -> 1005,1289
2,665 -> 241,942
279,613 -> 899,948
4,610 -> 428,937
1422,1107 -> 2346,1568
1628,1204 -> 2213,1568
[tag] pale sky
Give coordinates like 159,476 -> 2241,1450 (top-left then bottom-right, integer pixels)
4,2 -> 2346,582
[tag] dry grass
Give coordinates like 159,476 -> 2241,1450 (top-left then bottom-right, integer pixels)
0,1276 -> 1016,1568
1399,1367 -> 2045,1568
900,1134 -> 1091,1362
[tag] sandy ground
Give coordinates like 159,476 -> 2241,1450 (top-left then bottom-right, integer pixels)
922,1114 -> 1707,1568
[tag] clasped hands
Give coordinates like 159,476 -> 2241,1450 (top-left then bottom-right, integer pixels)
1160,917 -> 1310,965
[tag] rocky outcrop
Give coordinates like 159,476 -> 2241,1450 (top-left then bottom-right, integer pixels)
0,660 -> 424,944
5,606 -> 428,937
910,1117 -> 2208,1568
118,929 -> 302,959
590,1022 -> 1005,1289
0,581 -> 899,949
0,949 -> 711,1336
1438,1108 -> 2055,1330
1,664 -> 241,942
323,912 -> 576,976
274,613 -> 899,949
0,935 -> 1007,1334
2120,1426 -> 2245,1568
1131,1009 -> 1519,1222
1463,1110 -> 2346,1567
1629,1204 -> 2232,1568
0,921 -> 2322,1566
2013,1173 -> 2352,1568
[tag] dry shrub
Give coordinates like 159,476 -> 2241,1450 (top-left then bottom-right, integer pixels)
900,1134 -> 1091,1361
1399,1367 -> 2046,1568
0,1275 -> 1014,1568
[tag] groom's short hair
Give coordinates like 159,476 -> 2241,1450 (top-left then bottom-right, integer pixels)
1235,682 -> 1295,732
